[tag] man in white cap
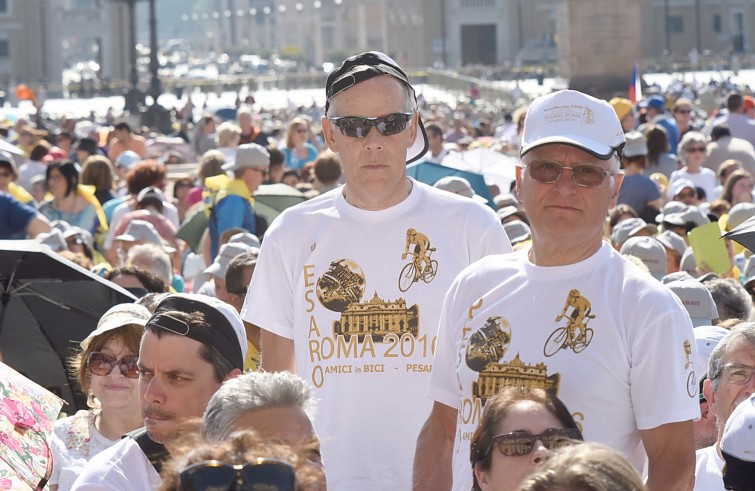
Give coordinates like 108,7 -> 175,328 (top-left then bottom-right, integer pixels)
693,325 -> 730,450
243,51 -> 510,491
417,90 -> 699,491
72,294 -> 246,491
696,323 -> 755,490
208,143 -> 269,258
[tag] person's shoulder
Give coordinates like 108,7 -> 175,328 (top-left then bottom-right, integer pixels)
74,436 -> 141,480
458,249 -> 523,280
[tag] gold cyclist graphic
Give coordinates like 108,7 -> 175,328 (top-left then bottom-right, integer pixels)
543,288 -> 595,357
399,228 -> 437,292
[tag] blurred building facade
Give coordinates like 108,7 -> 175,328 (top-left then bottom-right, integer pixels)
0,0 -> 131,83
1,0 -> 753,85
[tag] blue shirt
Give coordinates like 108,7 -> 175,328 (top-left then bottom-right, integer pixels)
209,194 -> 256,257
0,192 -> 37,239
617,174 -> 661,215
283,143 -> 318,171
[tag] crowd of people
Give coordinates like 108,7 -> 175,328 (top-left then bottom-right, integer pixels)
1,50 -> 755,490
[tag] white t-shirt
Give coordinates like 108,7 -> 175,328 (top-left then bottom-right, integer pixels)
242,180 -> 511,491
50,410 -> 118,491
429,243 -> 700,491
668,167 -> 717,202
70,437 -> 161,491
694,445 -> 725,491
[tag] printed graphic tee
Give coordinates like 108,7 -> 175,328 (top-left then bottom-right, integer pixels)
243,179 -> 511,491
429,243 -> 700,491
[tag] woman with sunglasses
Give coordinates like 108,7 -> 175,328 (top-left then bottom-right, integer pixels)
282,118 -> 318,171
469,387 -> 583,491
49,303 -> 151,491
668,132 -> 717,203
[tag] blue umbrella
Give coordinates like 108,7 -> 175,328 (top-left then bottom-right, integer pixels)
214,107 -> 238,121
406,161 -> 495,209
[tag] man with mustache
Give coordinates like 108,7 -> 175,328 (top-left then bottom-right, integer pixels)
695,323 -> 755,490
72,294 -> 246,490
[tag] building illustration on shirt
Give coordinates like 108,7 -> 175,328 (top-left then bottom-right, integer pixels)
465,315 -> 561,403
316,258 -> 421,343
473,354 -> 561,403
333,292 -> 419,342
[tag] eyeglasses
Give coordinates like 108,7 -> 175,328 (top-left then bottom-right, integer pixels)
522,160 -> 616,188
712,363 -> 755,386
685,146 -> 706,153
179,459 -> 296,491
87,351 -> 139,379
329,112 -> 414,138
675,109 -> 692,114
250,168 -> 270,177
488,428 -> 583,457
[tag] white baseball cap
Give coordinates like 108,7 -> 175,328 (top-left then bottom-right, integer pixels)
620,236 -> 667,280
721,394 -> 755,488
520,89 -> 626,159
666,278 -> 719,327
693,325 -> 729,379
204,243 -> 255,279
433,176 -> 487,204
81,303 -> 151,349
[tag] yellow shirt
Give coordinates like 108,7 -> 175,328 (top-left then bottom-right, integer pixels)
244,340 -> 260,372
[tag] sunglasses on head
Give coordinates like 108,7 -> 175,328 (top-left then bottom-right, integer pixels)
87,351 -> 139,379
522,160 -> 615,188
329,112 -> 414,138
488,427 -> 583,457
179,459 -> 296,491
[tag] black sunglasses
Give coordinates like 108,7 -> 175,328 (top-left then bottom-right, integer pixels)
488,427 -> 583,457
87,351 -> 139,379
179,459 -> 296,491
329,112 -> 413,138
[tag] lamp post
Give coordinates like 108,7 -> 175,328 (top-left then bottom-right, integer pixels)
147,0 -> 160,104
111,0 -> 144,113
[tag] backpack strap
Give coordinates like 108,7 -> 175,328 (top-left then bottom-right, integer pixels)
124,428 -> 170,474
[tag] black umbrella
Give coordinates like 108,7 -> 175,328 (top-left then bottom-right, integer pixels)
723,215 -> 755,253
0,240 -> 135,411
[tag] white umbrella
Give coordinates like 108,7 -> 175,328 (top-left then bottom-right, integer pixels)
0,138 -> 25,167
442,147 -> 518,194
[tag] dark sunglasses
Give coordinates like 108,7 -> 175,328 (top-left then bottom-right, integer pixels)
87,351 -> 139,379
179,459 -> 296,491
329,112 -> 414,138
675,108 -> 692,114
488,427 -> 583,457
523,160 -> 615,188
686,146 -> 706,153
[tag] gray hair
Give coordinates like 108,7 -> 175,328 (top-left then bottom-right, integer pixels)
709,322 -> 755,391
677,131 -> 707,157
202,371 -> 315,441
325,79 -> 417,118
127,243 -> 172,285
705,278 -> 753,323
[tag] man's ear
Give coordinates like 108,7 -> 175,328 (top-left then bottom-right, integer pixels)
703,378 -> 718,418
224,368 -> 243,382
321,116 -> 339,153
